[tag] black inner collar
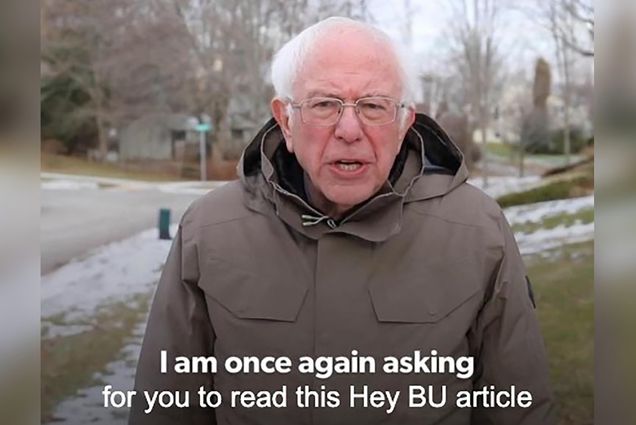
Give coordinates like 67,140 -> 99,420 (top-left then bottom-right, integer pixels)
273,139 -> 410,203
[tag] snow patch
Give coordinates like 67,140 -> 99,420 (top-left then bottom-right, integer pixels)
41,225 -> 177,337
45,322 -> 146,425
502,195 -> 595,255
41,172 -> 228,195
504,195 -> 594,225
157,180 -> 227,195
468,175 -> 542,198
41,179 -> 100,190
515,222 -> 594,255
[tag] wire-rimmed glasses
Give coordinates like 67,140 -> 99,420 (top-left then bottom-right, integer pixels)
290,96 -> 406,126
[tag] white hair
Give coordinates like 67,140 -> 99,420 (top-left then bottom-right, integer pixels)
270,17 -> 419,107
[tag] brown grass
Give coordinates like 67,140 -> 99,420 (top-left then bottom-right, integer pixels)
42,153 -> 189,181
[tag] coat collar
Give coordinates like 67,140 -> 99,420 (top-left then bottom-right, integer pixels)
238,114 -> 469,242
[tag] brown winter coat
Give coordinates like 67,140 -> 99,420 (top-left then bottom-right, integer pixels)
130,114 -> 555,425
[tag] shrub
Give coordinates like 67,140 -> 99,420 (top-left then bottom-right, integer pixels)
549,127 -> 589,154
497,175 -> 593,208
524,126 -> 588,155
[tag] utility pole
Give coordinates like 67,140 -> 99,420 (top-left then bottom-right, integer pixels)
194,118 -> 212,181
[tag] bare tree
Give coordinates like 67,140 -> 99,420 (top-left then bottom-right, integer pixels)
114,0 -> 371,156
446,0 -> 507,186
544,0 -> 594,58
420,72 -> 450,117
41,0 -> 184,157
552,2 -> 574,164
402,0 -> 415,47
527,0 -> 594,165
42,0 -> 373,159
520,58 -> 552,175
41,0 -> 139,159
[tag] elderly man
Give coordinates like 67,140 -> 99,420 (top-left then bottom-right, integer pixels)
130,17 -> 554,425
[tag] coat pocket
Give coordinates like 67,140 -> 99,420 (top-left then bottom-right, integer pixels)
198,256 -> 308,322
368,259 -> 482,323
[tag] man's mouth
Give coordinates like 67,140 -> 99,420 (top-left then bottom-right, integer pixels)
334,160 -> 363,171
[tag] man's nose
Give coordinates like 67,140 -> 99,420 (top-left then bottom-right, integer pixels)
333,105 -> 363,143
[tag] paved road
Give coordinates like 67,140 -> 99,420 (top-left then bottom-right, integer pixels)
41,187 -> 203,275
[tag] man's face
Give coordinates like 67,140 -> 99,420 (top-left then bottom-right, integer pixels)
272,31 -> 415,218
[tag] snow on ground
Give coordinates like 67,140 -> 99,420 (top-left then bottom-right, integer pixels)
514,222 -> 594,256
41,172 -> 227,195
42,172 -> 542,199
41,226 -> 178,423
45,322 -> 145,425
41,179 -> 100,190
504,195 -> 594,225
157,180 -> 227,195
41,172 -> 153,191
502,195 -> 594,256
468,175 -> 542,199
41,225 -> 177,338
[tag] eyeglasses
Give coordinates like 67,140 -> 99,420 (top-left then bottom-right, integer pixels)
290,96 -> 406,126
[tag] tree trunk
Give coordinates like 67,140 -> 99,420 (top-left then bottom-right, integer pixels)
563,57 -> 572,165
563,113 -> 571,165
95,108 -> 107,161
518,143 -> 525,177
480,119 -> 489,188
93,75 -> 108,161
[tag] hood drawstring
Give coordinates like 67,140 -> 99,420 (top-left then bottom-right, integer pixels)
301,214 -> 337,229
270,182 -> 338,229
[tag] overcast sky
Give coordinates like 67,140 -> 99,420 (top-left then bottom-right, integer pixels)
366,0 -> 589,80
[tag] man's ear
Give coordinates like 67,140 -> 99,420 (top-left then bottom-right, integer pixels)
400,107 -> 416,139
396,107 -> 416,154
271,98 -> 294,153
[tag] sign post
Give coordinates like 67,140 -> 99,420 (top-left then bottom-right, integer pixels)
194,122 -> 212,181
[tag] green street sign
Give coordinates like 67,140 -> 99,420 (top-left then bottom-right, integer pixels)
195,123 -> 212,132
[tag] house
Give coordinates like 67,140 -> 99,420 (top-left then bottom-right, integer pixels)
118,113 -> 199,161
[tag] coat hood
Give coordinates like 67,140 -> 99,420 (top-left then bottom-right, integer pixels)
236,113 -> 470,241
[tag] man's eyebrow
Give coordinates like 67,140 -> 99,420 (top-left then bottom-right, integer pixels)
305,90 -> 342,99
362,91 -> 392,98
358,93 -> 395,101
305,91 -> 392,99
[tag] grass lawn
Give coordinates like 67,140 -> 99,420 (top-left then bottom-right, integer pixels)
512,208 -> 594,234
526,241 -> 594,425
485,142 -> 588,170
497,171 -> 594,208
485,142 -> 516,158
42,153 -> 188,181
41,294 -> 151,422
